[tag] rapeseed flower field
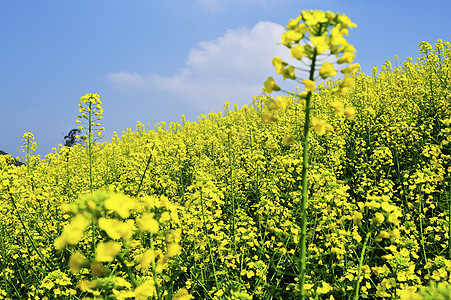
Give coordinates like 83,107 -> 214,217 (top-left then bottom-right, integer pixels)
1,10 -> 451,300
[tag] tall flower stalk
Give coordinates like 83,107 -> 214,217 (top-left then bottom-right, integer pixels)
75,93 -> 104,253
21,132 -> 37,173
75,93 -> 105,193
264,10 -> 358,299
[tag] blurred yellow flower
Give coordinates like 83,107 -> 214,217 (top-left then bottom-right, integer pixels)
337,51 -> 355,64
134,281 -> 155,300
173,288 -> 191,300
272,57 -> 286,74
283,30 -> 303,43
104,194 -> 136,218
319,61 -> 337,79
302,10 -> 327,26
311,36 -> 329,54
262,114 -> 278,124
373,212 -> 385,224
282,134 -> 294,146
264,77 -> 280,93
167,243 -> 182,258
341,77 -> 355,88
303,79 -> 316,92
388,209 -> 402,225
54,214 -> 90,250
69,251 -> 87,274
269,96 -> 289,111
283,66 -> 296,80
96,241 -> 121,262
140,249 -> 155,269
98,218 -> 133,240
341,63 -> 361,74
291,45 -> 304,60
338,14 -> 357,28
317,282 -> 332,294
312,117 -> 333,135
139,213 -> 159,234
382,254 -> 394,261
330,101 -> 345,116
344,107 -> 356,120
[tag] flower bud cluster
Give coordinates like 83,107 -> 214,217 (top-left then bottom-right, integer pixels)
75,93 -> 105,141
264,10 -> 358,94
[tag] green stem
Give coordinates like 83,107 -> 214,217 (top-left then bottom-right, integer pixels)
227,132 -> 236,246
200,190 -> 219,290
448,183 -> 451,260
298,48 -> 318,300
116,253 -> 139,288
87,101 -> 97,255
88,101 -> 93,193
418,191 -> 427,264
6,188 -> 53,271
353,232 -> 371,300
150,234 -> 162,300
134,148 -> 153,197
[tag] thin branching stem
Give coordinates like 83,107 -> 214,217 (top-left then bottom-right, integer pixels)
298,47 -> 318,300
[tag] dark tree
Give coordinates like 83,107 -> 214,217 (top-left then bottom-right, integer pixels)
63,129 -> 83,147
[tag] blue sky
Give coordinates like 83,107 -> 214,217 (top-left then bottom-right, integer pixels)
1,0 -> 449,160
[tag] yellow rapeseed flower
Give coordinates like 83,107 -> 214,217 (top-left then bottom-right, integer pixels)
312,117 -> 333,136
317,282 -> 332,294
104,194 -> 136,219
284,30 -> 303,43
95,241 -> 121,262
140,249 -> 155,269
54,214 -> 90,250
303,79 -> 316,92
302,10 -> 327,26
134,281 -> 156,300
343,107 -> 356,120
330,101 -> 345,116
337,51 -> 355,64
341,76 -> 355,88
272,57 -> 286,74
264,77 -> 280,93
98,218 -> 133,240
310,36 -> 329,54
338,14 -> 357,28
283,66 -> 296,80
262,113 -> 278,124
172,288 -> 191,300
291,45 -> 304,60
286,15 -> 302,30
69,251 -> 87,274
341,63 -> 361,74
373,212 -> 385,224
139,213 -> 159,234
167,243 -> 182,258
319,61 -> 337,79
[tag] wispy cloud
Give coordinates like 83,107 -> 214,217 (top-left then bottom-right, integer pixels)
197,0 -> 293,12
197,0 -> 225,12
107,21 -> 305,112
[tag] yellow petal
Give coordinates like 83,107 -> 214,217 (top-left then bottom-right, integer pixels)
96,241 -> 121,262
303,79 -> 316,92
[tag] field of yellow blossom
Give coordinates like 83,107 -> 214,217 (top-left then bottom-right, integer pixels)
1,11 -> 451,300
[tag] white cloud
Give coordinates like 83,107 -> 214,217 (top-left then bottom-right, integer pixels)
198,0 -> 298,12
106,21 -> 315,113
106,72 -> 149,95
198,0 -> 285,12
198,0 -> 225,12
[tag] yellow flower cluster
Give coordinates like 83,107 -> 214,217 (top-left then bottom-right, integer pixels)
0,18 -> 450,300
75,93 -> 105,141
